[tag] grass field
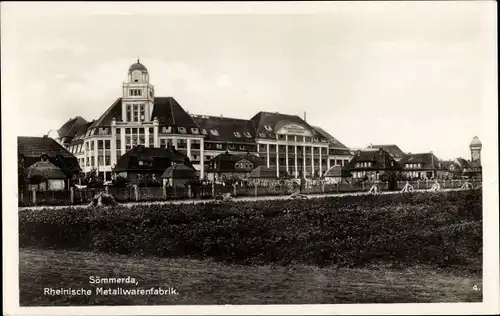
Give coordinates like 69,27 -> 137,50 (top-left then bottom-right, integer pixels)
20,248 -> 482,306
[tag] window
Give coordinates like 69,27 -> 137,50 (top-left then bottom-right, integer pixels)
133,104 -> 139,122
149,91 -> 153,98
105,155 -> 111,165
90,142 -> 94,150
264,125 -> 272,131
90,129 -> 95,136
129,89 -> 142,96
99,127 -> 108,135
216,144 -> 223,149
191,128 -> 199,134
259,133 -> 266,138
201,129 -> 208,135
313,137 -> 319,142
139,104 -> 145,121
126,105 -> 132,122
162,126 -> 172,133
210,130 -> 220,136
178,127 -> 187,134
125,128 -> 131,134
234,132 -> 241,138
239,145 -> 245,150
244,132 -> 252,138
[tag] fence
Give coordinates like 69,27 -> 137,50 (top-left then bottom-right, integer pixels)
18,179 -> 482,207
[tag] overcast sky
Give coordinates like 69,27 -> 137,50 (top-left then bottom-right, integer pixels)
2,1 -> 497,160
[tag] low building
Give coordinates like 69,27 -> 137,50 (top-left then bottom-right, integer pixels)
344,148 -> 399,182
113,145 -> 194,184
162,163 -> 197,188
399,152 -> 442,179
440,160 -> 463,179
206,151 -> 263,182
323,165 -> 343,184
18,136 -> 81,191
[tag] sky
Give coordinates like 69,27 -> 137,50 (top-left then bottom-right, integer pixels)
1,1 -> 497,160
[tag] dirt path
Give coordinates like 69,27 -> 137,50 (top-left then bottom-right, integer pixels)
19,248 -> 482,306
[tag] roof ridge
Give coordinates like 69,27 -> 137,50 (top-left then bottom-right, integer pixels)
169,98 -> 176,125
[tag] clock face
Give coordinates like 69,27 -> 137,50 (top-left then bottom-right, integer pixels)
132,70 -> 142,82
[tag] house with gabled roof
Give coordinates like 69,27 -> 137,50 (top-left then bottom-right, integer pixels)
206,151 -> 264,182
18,136 -> 82,191
399,152 -> 442,179
344,148 -> 400,182
56,59 -> 352,181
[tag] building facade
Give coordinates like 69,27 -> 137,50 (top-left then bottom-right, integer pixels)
57,60 -> 353,180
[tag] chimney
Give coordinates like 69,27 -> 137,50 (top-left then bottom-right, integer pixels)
304,112 -> 307,122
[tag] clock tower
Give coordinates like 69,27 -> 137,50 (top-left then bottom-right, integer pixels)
122,59 -> 155,122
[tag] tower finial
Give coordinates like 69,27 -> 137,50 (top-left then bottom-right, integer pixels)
137,57 -> 140,63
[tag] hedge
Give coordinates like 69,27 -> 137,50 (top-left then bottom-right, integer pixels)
19,190 -> 482,271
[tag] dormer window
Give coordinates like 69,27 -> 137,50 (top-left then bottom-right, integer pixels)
201,129 -> 208,135
191,128 -> 199,134
264,125 -> 272,131
178,127 -> 187,134
162,126 -> 172,133
216,144 -> 223,149
244,132 -> 252,138
234,132 -> 241,138
259,133 -> 266,138
313,137 -> 319,142
321,139 -> 327,143
210,130 -> 220,136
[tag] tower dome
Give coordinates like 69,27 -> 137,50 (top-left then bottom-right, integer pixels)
470,136 -> 482,148
128,59 -> 148,73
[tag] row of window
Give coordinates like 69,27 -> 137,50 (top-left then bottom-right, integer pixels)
235,162 -> 253,169
128,88 -> 154,98
258,144 -> 330,154
355,162 -> 373,168
80,152 -> 112,167
129,89 -> 142,96
352,171 -> 379,179
405,163 -> 423,169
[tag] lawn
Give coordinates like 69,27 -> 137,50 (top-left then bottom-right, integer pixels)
20,248 -> 482,306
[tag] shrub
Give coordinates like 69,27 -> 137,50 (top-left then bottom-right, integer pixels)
19,190 -> 482,271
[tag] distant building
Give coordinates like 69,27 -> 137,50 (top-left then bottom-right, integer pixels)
399,152 -> 442,179
367,144 -> 406,162
344,148 -> 399,182
463,136 -> 482,179
57,59 -> 353,181
206,151 -> 263,182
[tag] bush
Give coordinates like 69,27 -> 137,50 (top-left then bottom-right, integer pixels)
19,190 -> 482,271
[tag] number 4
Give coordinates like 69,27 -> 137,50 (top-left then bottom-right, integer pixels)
473,285 -> 480,291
